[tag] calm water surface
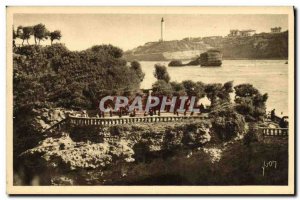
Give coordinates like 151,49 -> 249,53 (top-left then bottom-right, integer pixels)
140,60 -> 288,115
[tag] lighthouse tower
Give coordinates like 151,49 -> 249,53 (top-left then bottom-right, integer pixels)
160,17 -> 165,42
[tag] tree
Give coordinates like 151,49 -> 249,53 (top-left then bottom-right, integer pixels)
234,84 -> 268,121
130,61 -> 145,82
234,83 -> 259,98
13,44 -> 143,111
89,44 -> 123,58
153,64 -> 170,83
13,27 -> 19,40
217,81 -> 234,103
13,26 -> 19,48
17,26 -> 33,46
170,81 -> 185,96
210,103 -> 246,141
204,81 -> 234,107
50,30 -> 62,45
182,80 -> 205,99
204,83 -> 222,107
33,23 -> 49,45
152,80 -> 173,96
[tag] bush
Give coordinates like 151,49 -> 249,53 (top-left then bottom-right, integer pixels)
153,64 -> 170,83
210,103 -> 246,141
234,84 -> 268,121
130,60 -> 145,82
13,44 -> 144,111
152,80 -> 173,96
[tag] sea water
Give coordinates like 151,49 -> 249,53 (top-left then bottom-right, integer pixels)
140,60 -> 288,116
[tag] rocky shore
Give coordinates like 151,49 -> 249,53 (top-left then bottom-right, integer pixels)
14,108 -> 288,186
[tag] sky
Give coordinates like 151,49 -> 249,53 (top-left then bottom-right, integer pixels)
13,14 -> 288,51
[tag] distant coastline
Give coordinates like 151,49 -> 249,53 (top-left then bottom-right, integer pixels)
220,58 -> 288,61
124,55 -> 288,62
124,31 -> 288,62
124,56 -> 288,62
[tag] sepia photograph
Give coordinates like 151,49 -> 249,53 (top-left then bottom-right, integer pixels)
6,6 -> 294,195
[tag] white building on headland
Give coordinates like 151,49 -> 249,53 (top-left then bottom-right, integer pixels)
228,29 -> 256,37
271,27 -> 282,33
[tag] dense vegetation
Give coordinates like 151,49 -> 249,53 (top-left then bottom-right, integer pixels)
13,43 -> 145,158
151,64 -> 268,140
234,84 -> 268,121
210,103 -> 246,141
13,44 -> 144,111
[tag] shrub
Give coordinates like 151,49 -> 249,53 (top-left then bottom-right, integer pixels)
13,44 -> 144,111
234,84 -> 268,121
152,80 -> 173,96
210,103 -> 246,141
153,64 -> 170,83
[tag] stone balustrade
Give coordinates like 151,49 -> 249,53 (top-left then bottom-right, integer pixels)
42,118 -> 67,134
259,128 -> 288,137
43,115 -> 208,134
67,115 -> 207,126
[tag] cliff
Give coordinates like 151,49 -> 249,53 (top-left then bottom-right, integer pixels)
124,31 -> 288,61
14,107 -> 288,186
16,120 -> 288,186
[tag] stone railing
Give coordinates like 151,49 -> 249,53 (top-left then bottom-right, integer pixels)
259,128 -> 288,137
43,115 -> 208,135
42,118 -> 67,133
67,115 -> 207,126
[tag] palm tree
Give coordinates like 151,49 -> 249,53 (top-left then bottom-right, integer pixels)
17,26 -> 33,46
32,23 -> 49,45
50,30 -> 62,45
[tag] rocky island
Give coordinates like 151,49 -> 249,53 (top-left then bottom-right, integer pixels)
199,49 -> 222,67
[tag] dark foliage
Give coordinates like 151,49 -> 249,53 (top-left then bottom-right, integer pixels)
204,81 -> 234,107
210,103 -> 246,141
153,64 -> 170,83
234,84 -> 268,121
13,44 -> 143,112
